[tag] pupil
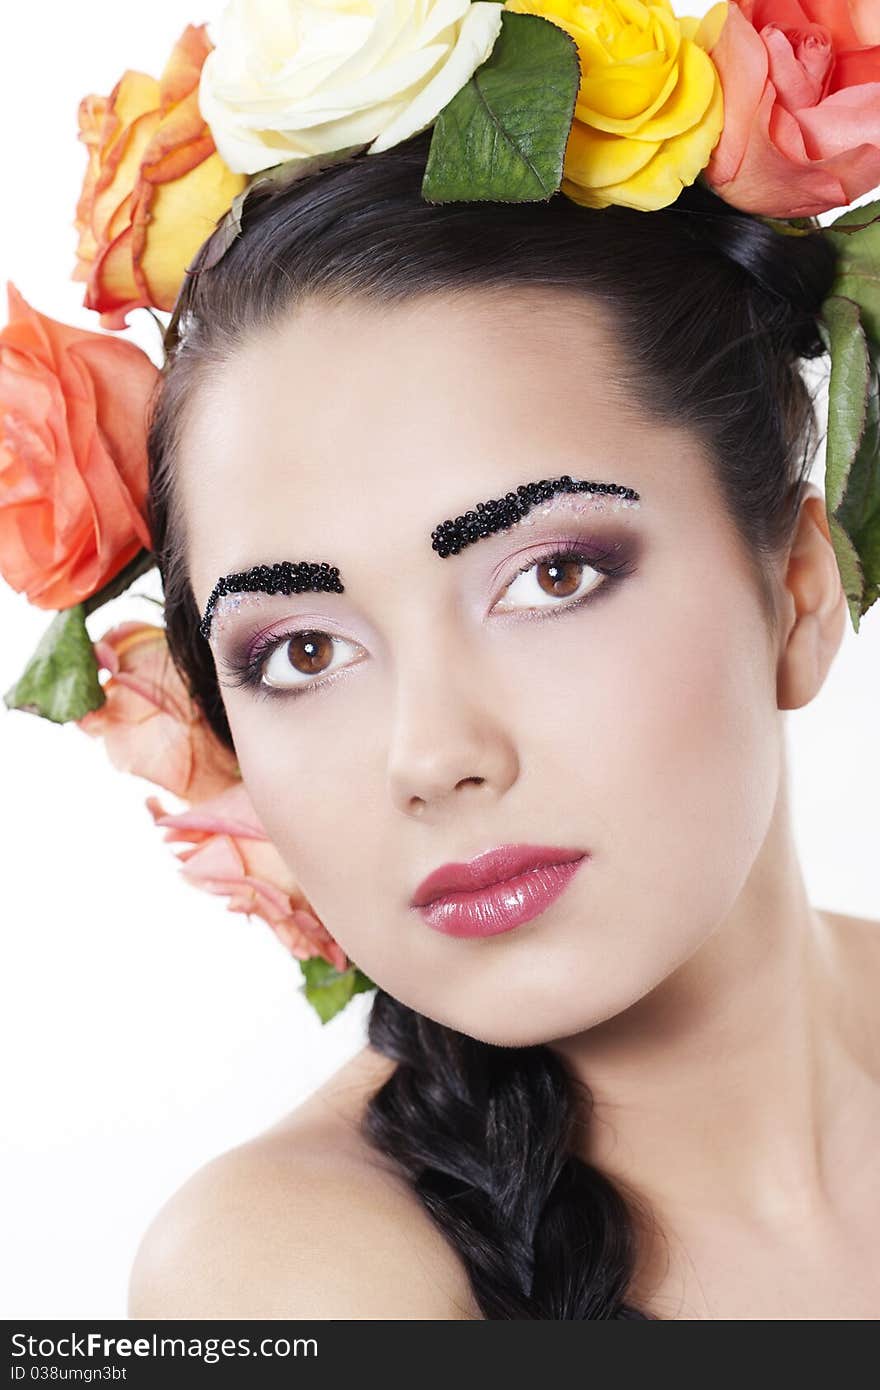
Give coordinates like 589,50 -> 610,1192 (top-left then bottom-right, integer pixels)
291,631 -> 331,673
543,558 -> 581,595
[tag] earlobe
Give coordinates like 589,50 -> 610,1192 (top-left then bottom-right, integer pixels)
776,489 -> 847,711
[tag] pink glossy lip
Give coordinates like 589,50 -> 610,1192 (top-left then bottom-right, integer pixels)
410,844 -> 589,939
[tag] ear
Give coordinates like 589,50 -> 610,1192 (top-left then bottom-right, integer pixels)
776,483 -> 847,711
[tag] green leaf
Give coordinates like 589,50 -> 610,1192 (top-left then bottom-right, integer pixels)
826,198 -> 880,234
834,342 -> 880,628
833,272 -> 880,349
756,215 -> 819,238
821,294 -> 869,514
828,516 -> 865,634
422,10 -> 581,204
3,606 -> 105,723
824,200 -> 880,344
195,186 -> 252,273
819,295 -> 880,631
299,956 -> 376,1025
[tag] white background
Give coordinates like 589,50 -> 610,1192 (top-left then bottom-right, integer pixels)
1,1 -> 878,1319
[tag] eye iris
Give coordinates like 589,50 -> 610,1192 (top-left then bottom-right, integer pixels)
538,557 -> 583,598
287,630 -> 334,674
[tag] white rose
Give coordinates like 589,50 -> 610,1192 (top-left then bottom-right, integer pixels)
199,0 -> 505,176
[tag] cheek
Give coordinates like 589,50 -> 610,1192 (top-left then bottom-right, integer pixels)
223,696 -> 386,889
556,571 -> 782,913
484,558 -> 780,928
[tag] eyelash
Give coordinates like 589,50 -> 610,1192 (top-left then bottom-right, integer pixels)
217,537 -> 637,704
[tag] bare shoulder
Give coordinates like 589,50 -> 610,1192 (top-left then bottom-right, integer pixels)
127,1045 -> 482,1321
819,908 -> 880,1041
820,907 -> 880,963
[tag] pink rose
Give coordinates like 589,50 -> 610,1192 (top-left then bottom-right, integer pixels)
704,0 -> 880,215
76,620 -> 240,801
146,780 -> 349,973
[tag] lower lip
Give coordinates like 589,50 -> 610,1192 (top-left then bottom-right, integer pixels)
415,857 -> 587,938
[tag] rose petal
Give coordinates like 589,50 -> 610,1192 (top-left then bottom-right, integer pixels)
833,44 -> 880,88
797,80 -> 880,156
634,35 -> 720,142
798,0 -> 871,48
0,285 -> 157,607
369,0 -> 503,153
565,67 -> 724,212
708,77 -> 851,213
705,2 -> 770,186
848,0 -> 880,43
763,22 -> 833,111
565,119 -> 662,188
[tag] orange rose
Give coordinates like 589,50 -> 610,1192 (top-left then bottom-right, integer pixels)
76,621 -> 241,801
146,781 -> 349,973
73,23 -> 247,331
0,282 -> 156,609
704,0 -> 880,216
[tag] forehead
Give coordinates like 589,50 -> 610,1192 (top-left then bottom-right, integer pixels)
178,288 -> 713,611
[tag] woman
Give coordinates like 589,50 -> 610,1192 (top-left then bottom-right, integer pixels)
127,129 -> 880,1320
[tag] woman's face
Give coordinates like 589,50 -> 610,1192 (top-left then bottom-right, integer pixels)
181,288 -> 785,1046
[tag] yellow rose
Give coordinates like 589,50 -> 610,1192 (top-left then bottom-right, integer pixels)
504,0 -> 729,211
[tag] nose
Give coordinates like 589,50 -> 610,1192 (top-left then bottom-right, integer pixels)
386,643 -> 519,816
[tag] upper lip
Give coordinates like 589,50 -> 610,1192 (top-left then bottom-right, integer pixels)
410,843 -> 588,908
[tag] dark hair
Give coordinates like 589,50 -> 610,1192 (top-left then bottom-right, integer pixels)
145,127 -> 838,1319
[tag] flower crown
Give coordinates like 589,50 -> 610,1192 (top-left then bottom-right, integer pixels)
2,0 -> 879,1023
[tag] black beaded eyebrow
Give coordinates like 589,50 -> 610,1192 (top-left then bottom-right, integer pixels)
198,473 -> 640,642
199,561 -> 343,641
430,473 -> 639,557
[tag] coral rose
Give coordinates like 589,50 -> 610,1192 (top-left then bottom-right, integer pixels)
504,0 -> 728,211
76,621 -> 241,802
73,23 -> 247,330
146,780 -> 349,972
0,283 -> 156,609
704,0 -> 880,216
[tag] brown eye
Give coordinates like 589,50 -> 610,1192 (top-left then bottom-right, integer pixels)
494,548 -> 604,614
254,628 -> 363,691
536,557 -> 584,598
285,631 -> 334,675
